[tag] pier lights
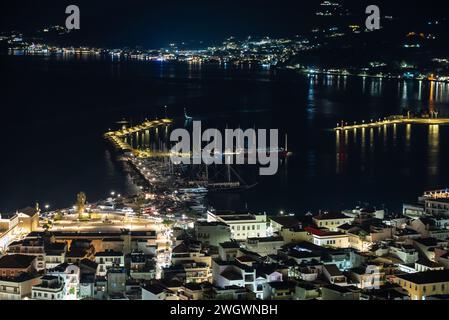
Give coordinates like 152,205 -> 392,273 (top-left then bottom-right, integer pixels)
362,120 -> 365,124
110,191 -> 116,196
280,210 -> 284,215
117,194 -> 121,198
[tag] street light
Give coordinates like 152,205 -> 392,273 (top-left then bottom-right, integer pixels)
45,204 -> 50,210
111,191 -> 116,196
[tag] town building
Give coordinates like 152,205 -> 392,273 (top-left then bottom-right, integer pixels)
7,238 -> 46,271
393,270 -> 449,300
94,250 -> 125,276
0,272 -> 41,300
245,236 -> 284,256
0,254 -> 37,278
268,216 -> 302,234
207,211 -> 267,241
31,275 -> 65,300
305,227 -> 350,248
312,212 -> 354,231
194,221 -> 231,247
47,263 -> 80,300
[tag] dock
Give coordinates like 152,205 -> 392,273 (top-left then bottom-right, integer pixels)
104,118 -> 175,158
334,115 -> 449,131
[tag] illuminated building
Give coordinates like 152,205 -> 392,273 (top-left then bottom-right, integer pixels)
94,250 -> 125,276
312,212 -> 354,231
194,221 -> 231,247
47,263 -> 80,300
207,211 -> 268,241
305,227 -> 350,249
393,270 -> 449,300
0,273 -> 41,300
31,275 -> 65,300
0,254 -> 37,277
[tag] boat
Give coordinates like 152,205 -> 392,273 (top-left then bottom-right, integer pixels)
207,181 -> 258,193
178,187 -> 208,194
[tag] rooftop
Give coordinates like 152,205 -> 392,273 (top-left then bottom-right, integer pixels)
414,237 -> 440,247
269,216 -> 301,229
268,280 -> 297,291
195,221 -> 228,227
0,254 -> 36,269
395,270 -> 449,284
247,236 -> 283,243
219,241 -> 241,249
324,284 -> 360,294
324,264 -> 344,277
313,212 -> 351,221
18,207 -> 39,217
95,250 -> 124,257
220,270 -> 243,281
305,227 -> 346,237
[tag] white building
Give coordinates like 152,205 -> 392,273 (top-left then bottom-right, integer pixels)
47,263 -> 80,300
32,275 -> 65,300
44,243 -> 68,270
94,250 -> 125,276
306,227 -> 350,248
207,211 -> 267,241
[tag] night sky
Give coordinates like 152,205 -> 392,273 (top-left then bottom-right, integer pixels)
0,0 -> 448,47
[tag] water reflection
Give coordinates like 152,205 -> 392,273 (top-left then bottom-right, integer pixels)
335,123 -> 443,184
307,75 -> 316,120
429,81 -> 435,114
427,125 -> 440,178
